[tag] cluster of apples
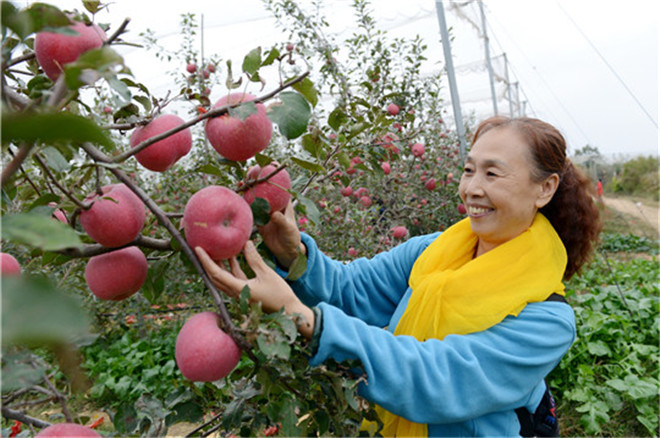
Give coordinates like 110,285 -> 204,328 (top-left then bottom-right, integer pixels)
31,18 -> 294,385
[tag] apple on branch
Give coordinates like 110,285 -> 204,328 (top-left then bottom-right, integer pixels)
183,186 -> 253,261
84,246 -> 148,301
130,114 -> 193,172
204,93 -> 273,162
1,253 -> 21,276
35,423 -> 101,437
242,164 -> 292,214
80,184 -> 146,248
35,19 -> 106,81
175,312 -> 242,381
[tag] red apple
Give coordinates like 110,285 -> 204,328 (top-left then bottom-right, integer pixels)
186,63 -> 197,73
411,143 -> 425,157
48,202 -> 68,223
207,63 -> 216,73
34,19 -> 106,81
391,226 -> 408,239
359,196 -> 372,207
130,114 -> 192,172
242,164 -> 292,214
347,247 -> 358,257
85,246 -> 147,301
79,184 -> 145,248
457,203 -> 467,215
205,93 -> 272,161
1,253 -> 21,276
175,312 -> 242,381
183,186 -> 253,261
425,178 -> 437,191
36,423 -> 101,437
381,162 -> 391,175
387,103 -> 400,116
340,186 -> 353,197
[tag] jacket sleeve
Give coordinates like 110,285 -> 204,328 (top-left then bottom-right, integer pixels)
311,301 -> 576,424
283,232 -> 438,327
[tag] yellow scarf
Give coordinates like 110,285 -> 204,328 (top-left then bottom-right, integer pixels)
372,213 -> 567,437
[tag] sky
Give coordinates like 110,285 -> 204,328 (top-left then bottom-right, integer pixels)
21,0 -> 660,159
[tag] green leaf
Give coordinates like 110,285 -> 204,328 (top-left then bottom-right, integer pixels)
250,197 -> 271,227
286,251 -> 307,282
142,259 -> 166,303
1,350 -> 48,392
266,91 -> 311,139
196,163 -> 225,177
291,156 -> 324,173
2,111 -> 112,148
301,133 -> 323,158
1,276 -> 91,346
291,76 -> 319,107
297,195 -> 321,225
28,193 -> 60,211
256,333 -> 290,360
328,107 -> 347,131
2,212 -> 82,251
262,47 -> 280,66
242,47 -> 262,76
586,340 -> 611,356
228,101 -> 257,121
63,46 -> 124,89
40,145 -> 70,173
134,95 -> 152,112
2,2 -> 71,40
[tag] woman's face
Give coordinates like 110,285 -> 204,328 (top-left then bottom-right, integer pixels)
458,126 -> 555,256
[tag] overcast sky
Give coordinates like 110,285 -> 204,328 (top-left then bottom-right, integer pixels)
24,0 -> 659,159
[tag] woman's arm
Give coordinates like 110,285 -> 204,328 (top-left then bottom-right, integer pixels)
284,232 -> 438,327
312,301 -> 576,424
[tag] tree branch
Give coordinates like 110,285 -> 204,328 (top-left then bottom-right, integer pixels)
1,406 -> 50,429
110,71 -> 310,164
1,143 -> 34,188
56,235 -> 173,258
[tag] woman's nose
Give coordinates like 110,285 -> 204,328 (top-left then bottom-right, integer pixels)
462,173 -> 485,197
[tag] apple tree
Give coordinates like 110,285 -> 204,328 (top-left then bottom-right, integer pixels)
1,0 -> 466,436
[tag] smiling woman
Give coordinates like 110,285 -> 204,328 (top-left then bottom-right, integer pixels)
196,116 -> 602,437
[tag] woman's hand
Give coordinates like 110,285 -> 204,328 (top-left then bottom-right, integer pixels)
195,241 -> 314,339
258,200 -> 305,269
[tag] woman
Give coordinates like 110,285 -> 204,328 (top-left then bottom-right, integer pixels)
195,116 -> 601,437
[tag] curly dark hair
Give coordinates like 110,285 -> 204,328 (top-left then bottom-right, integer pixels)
472,116 -> 602,279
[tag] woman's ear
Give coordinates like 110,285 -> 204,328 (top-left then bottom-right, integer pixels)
535,173 -> 560,209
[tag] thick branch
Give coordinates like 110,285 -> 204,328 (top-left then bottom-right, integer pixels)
1,406 -> 51,429
110,71 -> 310,163
3,52 -> 36,70
80,142 -> 254,354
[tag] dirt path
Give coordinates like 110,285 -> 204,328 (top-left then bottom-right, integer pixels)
603,196 -> 659,236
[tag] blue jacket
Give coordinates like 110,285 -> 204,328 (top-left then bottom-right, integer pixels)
280,232 -> 576,437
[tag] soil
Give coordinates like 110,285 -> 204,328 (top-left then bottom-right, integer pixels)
603,196 -> 659,237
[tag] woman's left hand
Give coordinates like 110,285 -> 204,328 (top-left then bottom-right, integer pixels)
195,241 -> 315,339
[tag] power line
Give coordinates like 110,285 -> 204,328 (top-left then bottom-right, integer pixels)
556,2 -> 658,130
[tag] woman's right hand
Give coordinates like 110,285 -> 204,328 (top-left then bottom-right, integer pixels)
258,200 -> 305,269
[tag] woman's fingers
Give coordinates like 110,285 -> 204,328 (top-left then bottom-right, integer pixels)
195,247 -> 247,298
228,256 -> 248,280
242,240 -> 269,274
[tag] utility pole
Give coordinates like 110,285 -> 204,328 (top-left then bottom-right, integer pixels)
478,0 -> 498,115
435,1 -> 468,159
503,53 -> 514,117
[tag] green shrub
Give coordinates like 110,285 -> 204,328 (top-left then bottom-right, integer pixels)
551,255 -> 659,436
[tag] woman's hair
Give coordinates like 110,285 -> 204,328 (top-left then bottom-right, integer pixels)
472,116 -> 602,279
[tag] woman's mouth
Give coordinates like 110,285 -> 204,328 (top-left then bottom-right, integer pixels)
467,205 -> 493,217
